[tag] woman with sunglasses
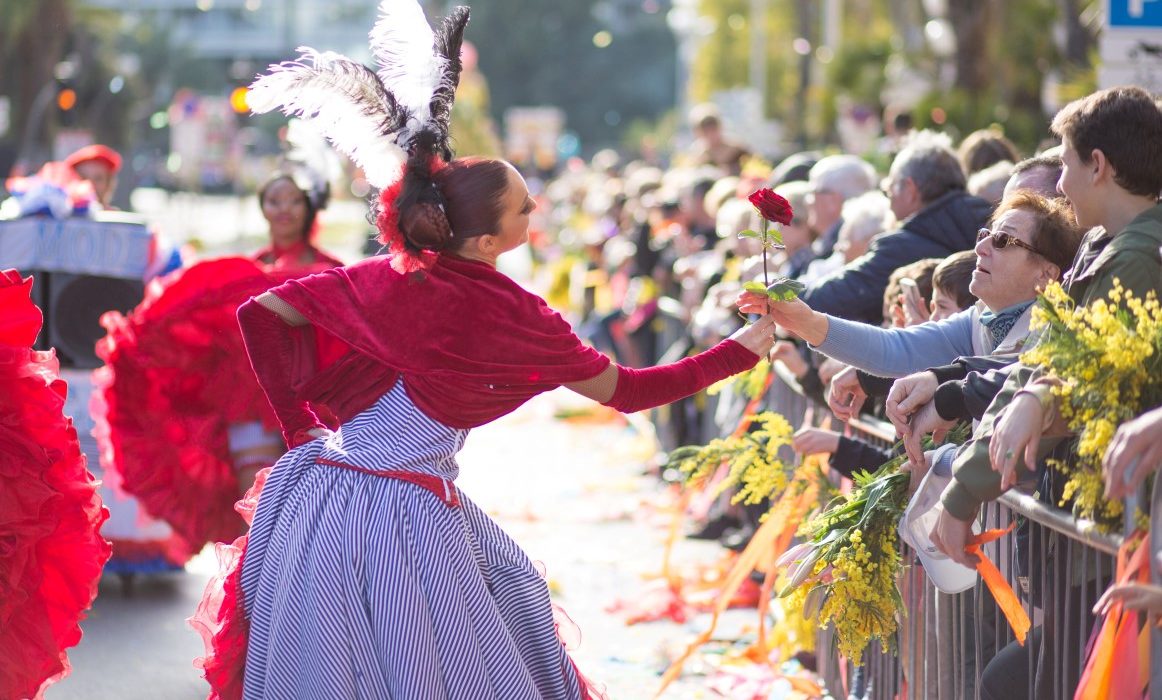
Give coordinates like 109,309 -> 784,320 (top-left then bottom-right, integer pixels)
737,190 -> 1083,383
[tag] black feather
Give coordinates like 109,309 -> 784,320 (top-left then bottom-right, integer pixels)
428,6 -> 471,160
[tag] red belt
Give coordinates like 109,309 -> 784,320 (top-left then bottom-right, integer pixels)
315,457 -> 461,507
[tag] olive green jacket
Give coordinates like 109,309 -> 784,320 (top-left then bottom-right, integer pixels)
942,203 -> 1162,520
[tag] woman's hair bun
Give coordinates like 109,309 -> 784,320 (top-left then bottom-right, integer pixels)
399,201 -> 454,251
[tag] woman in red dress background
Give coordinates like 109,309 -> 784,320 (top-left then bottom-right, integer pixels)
94,167 -> 345,562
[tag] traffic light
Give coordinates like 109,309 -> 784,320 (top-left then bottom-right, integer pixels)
57,87 -> 77,111
56,80 -> 78,127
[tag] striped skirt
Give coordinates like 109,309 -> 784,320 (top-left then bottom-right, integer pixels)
224,385 -> 597,699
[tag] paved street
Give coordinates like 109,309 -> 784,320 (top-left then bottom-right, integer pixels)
48,390 -> 753,700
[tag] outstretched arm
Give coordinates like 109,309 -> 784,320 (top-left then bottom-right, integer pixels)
238,295 -> 326,447
565,315 -> 774,411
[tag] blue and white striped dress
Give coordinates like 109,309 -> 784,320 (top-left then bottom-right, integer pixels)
237,378 -> 587,699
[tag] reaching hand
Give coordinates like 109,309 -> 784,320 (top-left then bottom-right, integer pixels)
827,366 -> 867,422
901,291 -> 931,327
817,358 -> 847,386
1093,582 -> 1162,615
1102,406 -> 1162,500
792,427 -> 841,456
770,340 -> 808,378
885,371 -> 939,436
735,291 -> 813,333
728,314 -> 778,358
988,393 -> 1044,490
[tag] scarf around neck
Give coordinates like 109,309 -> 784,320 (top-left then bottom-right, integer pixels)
979,299 -> 1033,351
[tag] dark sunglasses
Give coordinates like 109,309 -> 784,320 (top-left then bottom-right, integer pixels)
976,228 -> 1042,256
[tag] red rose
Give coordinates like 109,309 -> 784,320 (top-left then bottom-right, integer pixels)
747,188 -> 793,225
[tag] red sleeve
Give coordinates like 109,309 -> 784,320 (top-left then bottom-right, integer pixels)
603,339 -> 758,413
237,299 -> 326,447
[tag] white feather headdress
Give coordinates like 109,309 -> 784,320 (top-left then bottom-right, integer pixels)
247,1 -> 470,190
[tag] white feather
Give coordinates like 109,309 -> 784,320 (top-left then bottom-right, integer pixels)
248,48 -> 406,189
369,0 -> 446,135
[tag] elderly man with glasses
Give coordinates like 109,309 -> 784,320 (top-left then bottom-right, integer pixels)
799,131 -> 994,325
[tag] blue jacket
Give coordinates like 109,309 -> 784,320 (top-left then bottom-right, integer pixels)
800,190 -> 993,324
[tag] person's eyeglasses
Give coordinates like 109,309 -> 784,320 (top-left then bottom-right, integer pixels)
976,227 -> 1042,256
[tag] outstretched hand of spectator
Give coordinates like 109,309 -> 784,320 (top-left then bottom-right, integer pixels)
736,290 -> 813,330
827,366 -> 866,422
1093,582 -> 1162,615
770,340 -> 808,378
885,371 -> 939,436
791,427 -> 840,456
1103,406 -> 1162,500
817,358 -> 847,386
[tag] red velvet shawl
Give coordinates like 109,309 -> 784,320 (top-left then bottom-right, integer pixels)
272,254 -> 611,428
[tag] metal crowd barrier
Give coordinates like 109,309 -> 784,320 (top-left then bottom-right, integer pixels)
813,411 -> 1158,700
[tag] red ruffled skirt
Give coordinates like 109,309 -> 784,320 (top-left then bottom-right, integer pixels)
188,466 -> 267,700
93,256 -> 336,552
0,270 -> 110,700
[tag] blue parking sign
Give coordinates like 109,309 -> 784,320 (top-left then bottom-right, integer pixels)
1109,0 -> 1162,27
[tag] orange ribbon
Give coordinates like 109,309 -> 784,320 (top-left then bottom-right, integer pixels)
654,470 -> 819,698
659,374 -> 775,582
965,522 -> 1031,645
1074,532 -> 1150,700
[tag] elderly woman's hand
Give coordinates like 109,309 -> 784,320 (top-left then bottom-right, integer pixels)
735,290 -> 819,341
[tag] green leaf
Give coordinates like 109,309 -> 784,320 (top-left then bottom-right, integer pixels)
767,228 -> 784,246
764,277 -> 806,301
742,281 -> 769,294
736,229 -> 761,239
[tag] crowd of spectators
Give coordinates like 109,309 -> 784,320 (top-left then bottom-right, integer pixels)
527,87 -> 1162,698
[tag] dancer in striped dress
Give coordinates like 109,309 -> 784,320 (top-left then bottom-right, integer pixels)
191,4 -> 777,698
193,155 -> 779,700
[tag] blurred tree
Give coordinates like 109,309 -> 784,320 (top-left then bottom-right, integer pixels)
448,57 -> 502,158
463,0 -> 677,157
947,0 -> 997,95
688,0 -> 800,124
0,0 -> 74,172
686,0 -> 1097,156
1057,0 -> 1099,68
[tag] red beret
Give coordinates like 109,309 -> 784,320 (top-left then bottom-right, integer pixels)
65,144 -> 122,174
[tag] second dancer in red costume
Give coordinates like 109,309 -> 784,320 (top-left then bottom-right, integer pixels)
94,168 -> 345,557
